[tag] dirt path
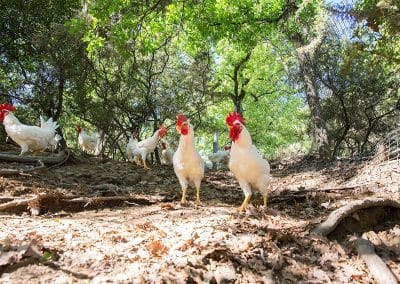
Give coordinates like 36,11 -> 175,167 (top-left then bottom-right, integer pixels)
0,155 -> 399,283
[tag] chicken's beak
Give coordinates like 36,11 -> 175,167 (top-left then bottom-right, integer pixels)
227,124 -> 233,129
176,125 -> 181,132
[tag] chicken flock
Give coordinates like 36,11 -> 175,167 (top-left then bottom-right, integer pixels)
0,103 -> 270,212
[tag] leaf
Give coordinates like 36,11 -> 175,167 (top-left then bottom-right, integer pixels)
136,222 -> 154,231
145,240 -> 168,257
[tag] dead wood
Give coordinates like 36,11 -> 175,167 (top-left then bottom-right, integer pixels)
355,237 -> 398,284
270,185 -> 361,204
0,160 -> 45,176
0,150 -> 71,176
0,150 -> 68,165
0,193 -> 48,213
0,193 -> 157,214
312,198 -> 400,237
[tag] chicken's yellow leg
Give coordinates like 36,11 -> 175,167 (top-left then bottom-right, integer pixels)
181,188 -> 188,205
195,188 -> 201,205
237,195 -> 251,212
263,194 -> 268,207
143,160 -> 151,170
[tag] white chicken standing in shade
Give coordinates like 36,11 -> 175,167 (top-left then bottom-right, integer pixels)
160,140 -> 174,165
76,125 -> 104,155
126,131 -> 138,162
173,114 -> 204,205
132,125 -> 168,170
226,112 -> 271,212
0,103 -> 59,155
208,145 -> 230,169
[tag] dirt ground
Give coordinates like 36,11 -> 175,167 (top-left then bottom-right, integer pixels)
0,149 -> 399,283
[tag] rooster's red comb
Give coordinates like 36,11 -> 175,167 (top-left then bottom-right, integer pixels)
176,114 -> 188,127
226,112 -> 245,126
0,103 -> 16,112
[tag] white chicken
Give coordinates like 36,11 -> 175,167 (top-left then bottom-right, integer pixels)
173,114 -> 205,205
208,146 -> 230,169
226,112 -> 271,212
160,140 -> 174,165
76,126 -> 104,155
132,125 -> 168,170
0,103 -> 59,155
126,131 -> 138,162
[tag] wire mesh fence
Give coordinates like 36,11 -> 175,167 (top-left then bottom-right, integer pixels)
387,128 -> 400,162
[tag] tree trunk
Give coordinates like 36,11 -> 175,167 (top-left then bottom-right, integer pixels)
294,35 -> 330,158
230,51 -> 251,116
233,100 -> 244,115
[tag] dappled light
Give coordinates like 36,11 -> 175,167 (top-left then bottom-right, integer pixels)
1,0 -> 399,282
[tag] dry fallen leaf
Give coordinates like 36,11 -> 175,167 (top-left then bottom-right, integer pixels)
136,222 -> 154,231
146,240 -> 168,257
161,203 -> 175,210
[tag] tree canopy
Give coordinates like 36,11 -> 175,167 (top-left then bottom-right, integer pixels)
1,0 -> 399,160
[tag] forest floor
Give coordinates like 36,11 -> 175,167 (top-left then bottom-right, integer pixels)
0,147 -> 399,283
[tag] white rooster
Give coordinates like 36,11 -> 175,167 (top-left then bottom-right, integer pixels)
226,112 -> 271,212
76,126 -> 104,155
132,125 -> 168,170
173,114 -> 204,205
0,103 -> 59,155
126,131 -> 138,162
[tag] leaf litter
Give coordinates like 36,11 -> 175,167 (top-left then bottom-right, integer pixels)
0,155 -> 399,283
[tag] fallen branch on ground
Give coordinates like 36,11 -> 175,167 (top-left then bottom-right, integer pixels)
0,193 -> 158,215
312,198 -> 400,237
0,160 -> 45,176
0,150 -> 69,165
0,150 -> 71,176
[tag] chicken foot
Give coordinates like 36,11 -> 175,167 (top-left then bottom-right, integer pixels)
238,195 -> 252,212
142,160 -> 151,170
180,187 -> 201,205
181,188 -> 188,205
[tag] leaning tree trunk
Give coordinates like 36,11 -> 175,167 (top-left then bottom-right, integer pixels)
294,35 -> 330,159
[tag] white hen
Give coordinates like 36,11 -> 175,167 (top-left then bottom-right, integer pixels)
132,125 -> 168,170
0,103 -> 59,155
160,140 -> 174,165
126,131 -> 138,162
208,147 -> 230,169
76,126 -> 104,155
173,114 -> 204,205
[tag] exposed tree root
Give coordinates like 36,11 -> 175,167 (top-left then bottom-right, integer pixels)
0,193 -> 157,215
312,198 -> 400,237
0,160 -> 46,176
312,198 -> 400,284
0,150 -> 71,176
0,150 -> 68,164
355,236 -> 398,284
